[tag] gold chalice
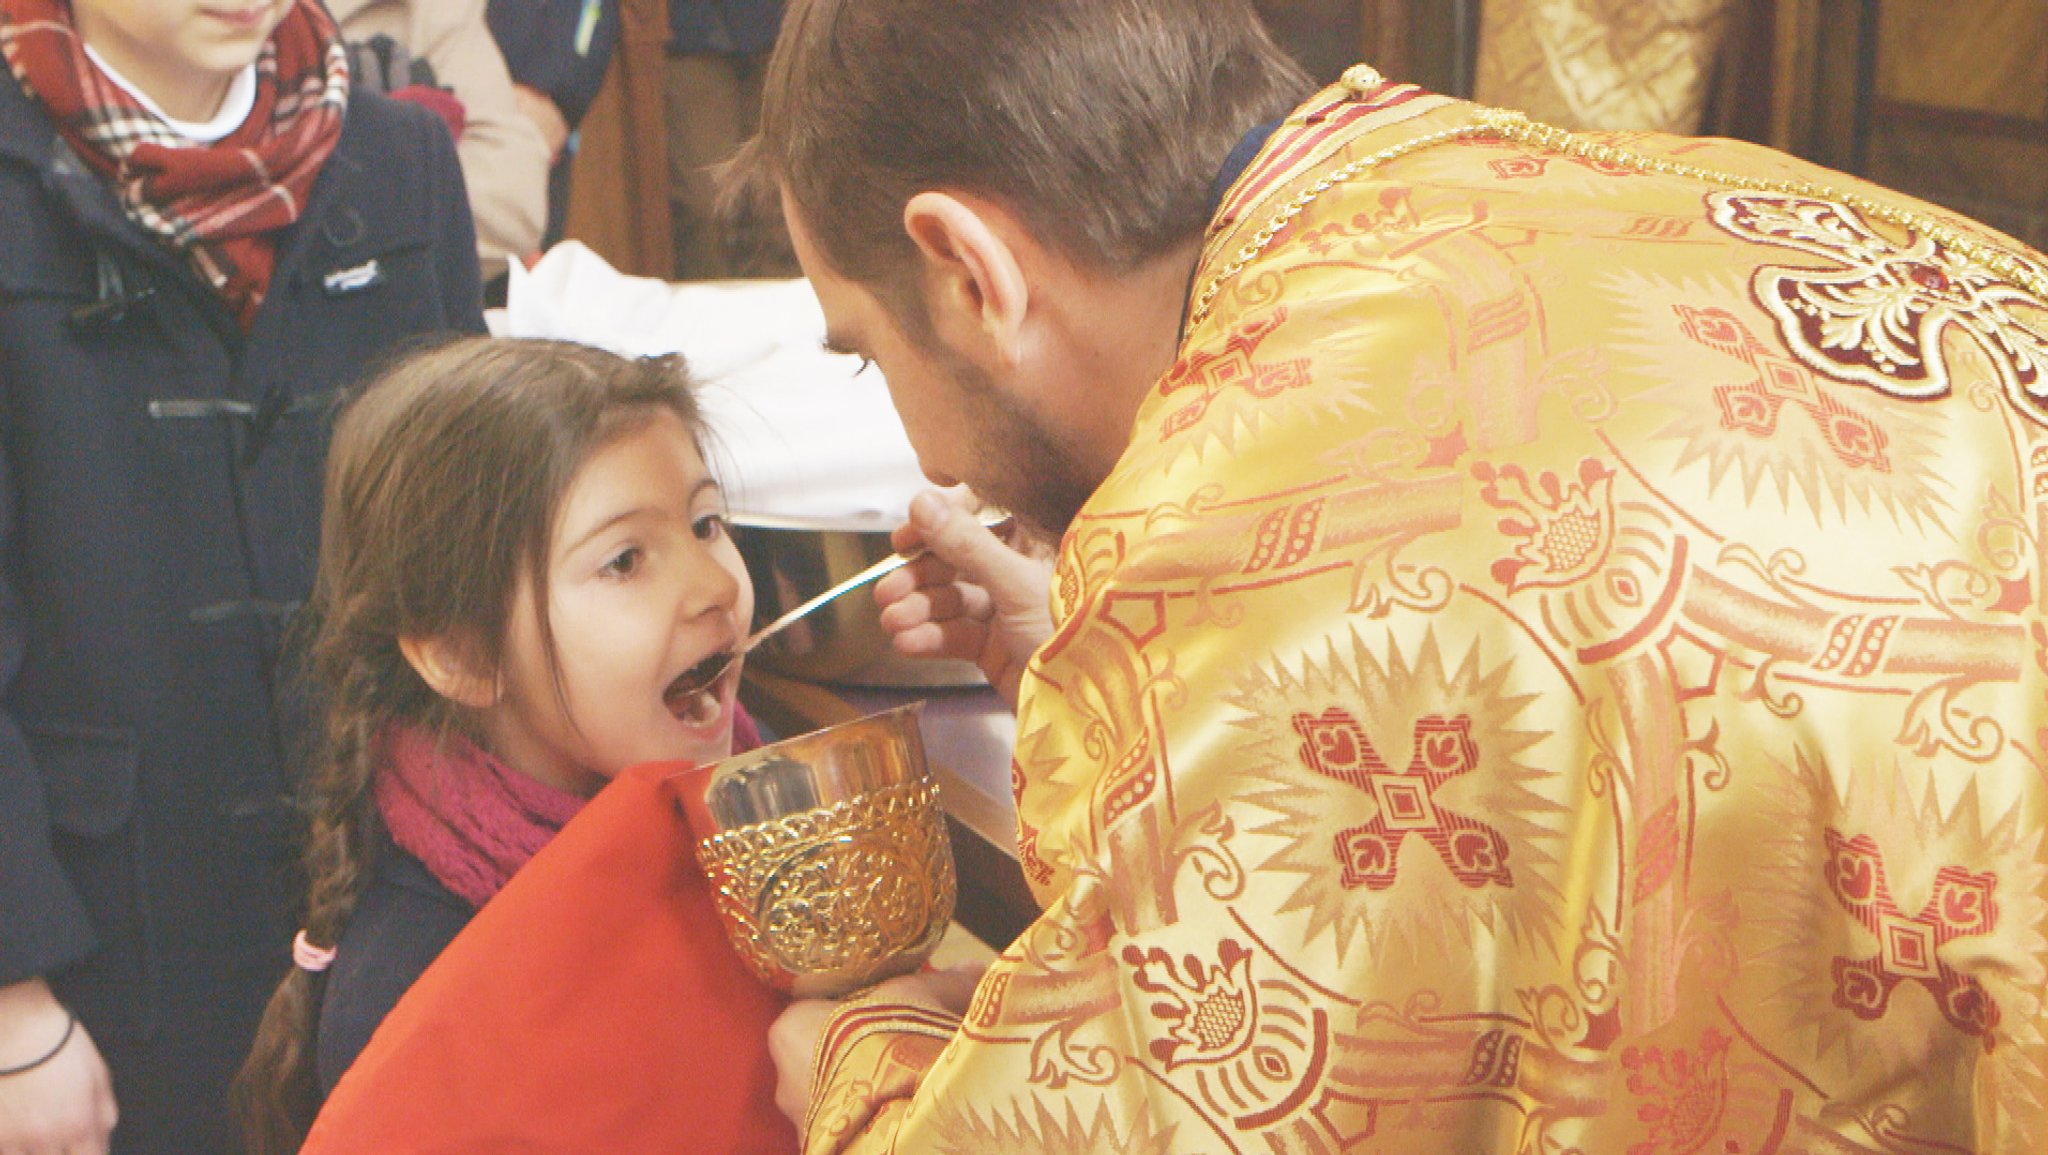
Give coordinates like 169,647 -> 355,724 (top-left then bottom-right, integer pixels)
674,703 -> 956,997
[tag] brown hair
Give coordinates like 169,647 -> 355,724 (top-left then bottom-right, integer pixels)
232,337 -> 708,1155
748,0 -> 1312,308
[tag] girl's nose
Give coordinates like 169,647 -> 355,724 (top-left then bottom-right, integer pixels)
678,542 -> 742,620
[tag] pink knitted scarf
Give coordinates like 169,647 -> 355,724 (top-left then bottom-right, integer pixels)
374,710 -> 763,909
374,728 -> 586,909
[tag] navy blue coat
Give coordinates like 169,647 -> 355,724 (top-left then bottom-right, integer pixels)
312,833 -> 472,1097
0,79 -> 483,1153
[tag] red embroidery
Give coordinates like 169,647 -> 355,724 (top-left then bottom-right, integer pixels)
1462,1029 -> 1525,1088
1678,305 -> 1893,474
1124,939 -> 1258,1068
1099,726 -> 1159,829
1477,458 -> 1618,592
1810,614 -> 1898,676
1622,1029 -> 1731,1155
1293,710 -> 1512,890
1824,829 -> 2002,1046
1469,293 -> 1533,350
1157,312 -> 1314,439
1710,193 -> 2048,425
1010,759 -> 1055,886
1243,499 -> 1325,574
1489,155 -> 1548,180
1633,799 -> 1682,903
967,969 -> 1009,1030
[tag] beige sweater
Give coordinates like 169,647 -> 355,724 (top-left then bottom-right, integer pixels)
330,0 -> 550,277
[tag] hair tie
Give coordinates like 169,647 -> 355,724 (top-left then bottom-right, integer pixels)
0,1012 -> 75,1078
293,929 -> 338,974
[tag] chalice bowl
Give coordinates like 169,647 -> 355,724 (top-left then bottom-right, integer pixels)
674,703 -> 956,998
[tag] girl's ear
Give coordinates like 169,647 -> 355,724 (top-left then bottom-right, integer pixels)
398,634 -> 500,710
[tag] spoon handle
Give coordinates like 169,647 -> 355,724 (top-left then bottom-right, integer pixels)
740,511 -> 1015,655
742,551 -> 917,653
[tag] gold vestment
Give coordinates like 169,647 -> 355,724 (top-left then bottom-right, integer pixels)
806,70 -> 2048,1154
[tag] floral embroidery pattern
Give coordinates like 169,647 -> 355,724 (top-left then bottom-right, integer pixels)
1477,458 -> 1618,593
1124,940 -> 1259,1068
1622,1029 -> 1732,1155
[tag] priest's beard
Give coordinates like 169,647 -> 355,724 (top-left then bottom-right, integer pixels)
935,345 -> 1102,540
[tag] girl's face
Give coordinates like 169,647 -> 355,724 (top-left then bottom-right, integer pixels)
71,0 -> 290,122
481,411 -> 755,796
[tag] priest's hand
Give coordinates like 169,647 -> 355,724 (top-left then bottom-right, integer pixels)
768,964 -> 986,1130
0,977 -> 117,1155
876,488 -> 1054,709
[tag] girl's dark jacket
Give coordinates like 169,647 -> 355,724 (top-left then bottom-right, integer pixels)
0,74 -> 483,1152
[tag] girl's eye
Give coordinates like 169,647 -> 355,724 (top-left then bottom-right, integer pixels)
599,546 -> 643,578
692,513 -> 728,542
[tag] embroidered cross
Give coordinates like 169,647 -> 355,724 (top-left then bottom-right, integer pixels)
1823,829 -> 2001,1046
1292,710 -> 1512,890
1678,305 -> 1892,473
1709,193 -> 2048,426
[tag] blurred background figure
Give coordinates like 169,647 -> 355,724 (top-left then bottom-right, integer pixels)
665,0 -> 790,279
332,0 -> 552,289
487,0 -> 622,247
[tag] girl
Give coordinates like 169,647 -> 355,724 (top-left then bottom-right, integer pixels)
235,337 -> 789,1154
0,1 -> 480,1151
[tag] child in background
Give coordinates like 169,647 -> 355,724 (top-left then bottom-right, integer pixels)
0,1 -> 480,1151
235,338 -> 790,1154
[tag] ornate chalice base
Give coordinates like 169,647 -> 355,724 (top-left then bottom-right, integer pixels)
695,778 -> 956,996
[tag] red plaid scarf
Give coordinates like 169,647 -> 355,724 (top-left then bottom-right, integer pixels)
0,0 -> 348,327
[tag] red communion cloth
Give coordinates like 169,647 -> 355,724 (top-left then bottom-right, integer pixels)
301,759 -> 796,1155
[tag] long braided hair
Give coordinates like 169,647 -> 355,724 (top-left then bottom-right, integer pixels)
233,337 -> 707,1154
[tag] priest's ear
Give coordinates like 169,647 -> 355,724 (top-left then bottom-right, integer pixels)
902,191 -> 1030,367
398,633 -> 500,710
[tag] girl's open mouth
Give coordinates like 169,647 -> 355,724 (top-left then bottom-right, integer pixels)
663,650 -> 736,726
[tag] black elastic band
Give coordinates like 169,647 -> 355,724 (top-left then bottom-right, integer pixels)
0,1012 -> 76,1077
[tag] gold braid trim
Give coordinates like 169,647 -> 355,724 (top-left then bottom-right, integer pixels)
1188,106 -> 2048,329
1188,120 -> 1495,327
803,1001 -> 959,1144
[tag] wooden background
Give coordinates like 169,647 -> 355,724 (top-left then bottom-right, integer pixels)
564,0 -> 2047,276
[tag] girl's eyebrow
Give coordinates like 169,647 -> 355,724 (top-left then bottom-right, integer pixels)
822,331 -> 861,357
564,507 -> 655,554
565,479 -> 723,553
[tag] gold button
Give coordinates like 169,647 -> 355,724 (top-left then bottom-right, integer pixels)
1341,64 -> 1386,96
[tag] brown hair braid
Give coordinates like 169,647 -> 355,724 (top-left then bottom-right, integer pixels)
232,337 -> 708,1154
